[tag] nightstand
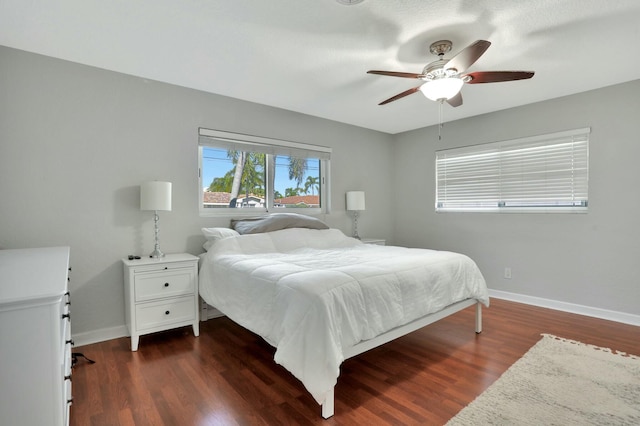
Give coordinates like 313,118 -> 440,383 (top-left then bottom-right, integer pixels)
122,253 -> 199,351
361,238 -> 386,245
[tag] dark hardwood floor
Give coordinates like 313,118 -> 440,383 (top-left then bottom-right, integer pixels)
70,299 -> 640,425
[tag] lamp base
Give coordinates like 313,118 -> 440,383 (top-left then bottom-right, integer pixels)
149,210 -> 165,258
149,248 -> 165,259
352,211 -> 361,239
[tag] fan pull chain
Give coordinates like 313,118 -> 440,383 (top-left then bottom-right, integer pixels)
438,100 -> 444,140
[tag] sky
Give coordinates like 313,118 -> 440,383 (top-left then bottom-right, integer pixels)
202,147 -> 319,195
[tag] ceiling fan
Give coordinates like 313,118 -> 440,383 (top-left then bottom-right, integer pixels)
368,40 -> 534,107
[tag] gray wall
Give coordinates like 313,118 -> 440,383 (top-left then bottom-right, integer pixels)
2,44 -> 638,343
0,46 -> 394,341
393,80 -> 640,317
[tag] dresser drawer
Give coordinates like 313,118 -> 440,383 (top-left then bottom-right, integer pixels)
135,296 -> 196,331
61,316 -> 72,369
134,269 -> 194,302
59,295 -> 70,354
64,378 -> 72,426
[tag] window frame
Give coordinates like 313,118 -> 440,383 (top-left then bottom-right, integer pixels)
435,127 -> 590,213
198,128 -> 332,217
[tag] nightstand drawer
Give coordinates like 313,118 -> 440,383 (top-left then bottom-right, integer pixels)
134,269 -> 195,302
135,296 -> 196,330
127,261 -> 195,273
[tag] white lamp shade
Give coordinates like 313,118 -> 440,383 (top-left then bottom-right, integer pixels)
140,181 -> 172,211
346,191 -> 365,211
419,77 -> 464,101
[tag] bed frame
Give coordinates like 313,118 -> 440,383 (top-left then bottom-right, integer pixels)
200,295 -> 483,419
320,299 -> 483,419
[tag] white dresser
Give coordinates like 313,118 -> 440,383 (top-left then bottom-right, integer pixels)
123,253 -> 199,351
0,246 -> 72,426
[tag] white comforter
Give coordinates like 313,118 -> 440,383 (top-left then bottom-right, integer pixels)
199,228 -> 488,405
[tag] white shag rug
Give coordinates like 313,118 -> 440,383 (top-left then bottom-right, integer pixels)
447,334 -> 640,425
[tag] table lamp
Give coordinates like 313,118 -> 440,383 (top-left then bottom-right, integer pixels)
140,181 -> 172,258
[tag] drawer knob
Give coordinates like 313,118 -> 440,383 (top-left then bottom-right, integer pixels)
165,310 -> 170,315
62,313 -> 71,320
164,282 -> 170,287
66,339 -> 74,346
65,375 -> 72,382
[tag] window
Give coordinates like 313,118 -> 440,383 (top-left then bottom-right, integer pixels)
198,128 -> 331,215
435,128 -> 590,213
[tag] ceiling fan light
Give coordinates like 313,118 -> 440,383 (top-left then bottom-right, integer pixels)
420,78 -> 464,101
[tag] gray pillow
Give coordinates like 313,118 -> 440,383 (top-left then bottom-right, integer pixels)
231,213 -> 329,235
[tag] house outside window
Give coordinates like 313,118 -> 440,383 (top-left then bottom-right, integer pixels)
198,128 -> 331,216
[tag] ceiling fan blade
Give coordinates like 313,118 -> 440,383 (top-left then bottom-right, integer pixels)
367,70 -> 425,79
444,40 -> 491,74
378,86 -> 422,105
446,92 -> 463,107
464,71 -> 535,84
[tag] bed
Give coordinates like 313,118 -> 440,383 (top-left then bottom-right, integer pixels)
198,214 -> 489,418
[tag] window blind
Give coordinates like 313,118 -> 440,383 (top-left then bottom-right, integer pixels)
199,128 -> 331,160
436,128 -> 590,212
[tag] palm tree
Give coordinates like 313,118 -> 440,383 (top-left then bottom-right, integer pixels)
210,153 -> 306,206
226,151 -> 248,199
285,187 -> 302,197
304,176 -> 319,195
288,157 -> 307,189
208,170 -> 235,192
211,150 -> 265,205
241,153 -> 265,201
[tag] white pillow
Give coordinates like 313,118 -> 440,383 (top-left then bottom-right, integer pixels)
201,227 -> 239,251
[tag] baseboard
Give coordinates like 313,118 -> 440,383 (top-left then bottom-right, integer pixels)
72,292 -> 638,347
489,289 -> 640,327
73,307 -> 225,347
72,325 -> 129,348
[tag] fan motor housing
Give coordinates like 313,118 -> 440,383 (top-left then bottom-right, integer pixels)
422,59 -> 456,81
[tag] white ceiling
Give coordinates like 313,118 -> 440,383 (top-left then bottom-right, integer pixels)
2,0 -> 640,134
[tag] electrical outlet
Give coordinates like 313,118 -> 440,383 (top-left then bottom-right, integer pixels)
504,267 -> 512,279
